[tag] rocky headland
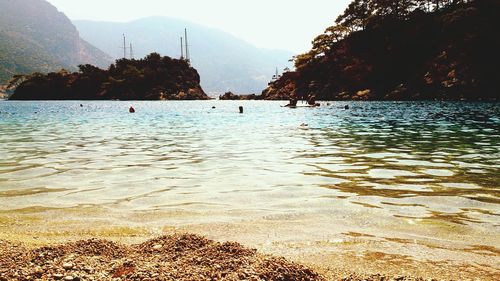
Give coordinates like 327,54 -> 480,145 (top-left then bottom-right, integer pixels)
8,53 -> 209,100
262,0 -> 500,101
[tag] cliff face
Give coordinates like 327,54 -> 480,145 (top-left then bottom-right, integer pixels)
9,53 -> 209,100
262,0 -> 500,101
0,0 -> 112,84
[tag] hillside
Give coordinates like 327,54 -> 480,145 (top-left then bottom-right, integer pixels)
9,53 -> 208,100
0,0 -> 112,85
73,17 -> 293,94
262,0 -> 500,101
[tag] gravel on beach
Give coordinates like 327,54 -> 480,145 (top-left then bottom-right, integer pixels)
0,233 -> 442,281
0,233 -> 322,281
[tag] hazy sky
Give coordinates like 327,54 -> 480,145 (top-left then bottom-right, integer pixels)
45,0 -> 351,54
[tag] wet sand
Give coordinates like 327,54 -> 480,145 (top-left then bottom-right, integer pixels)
1,208 -> 499,280
0,233 -> 441,281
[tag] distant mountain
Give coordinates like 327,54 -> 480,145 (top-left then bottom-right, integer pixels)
0,0 -> 113,85
73,17 -> 293,94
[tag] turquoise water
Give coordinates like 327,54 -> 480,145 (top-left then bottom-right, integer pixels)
0,100 -> 499,229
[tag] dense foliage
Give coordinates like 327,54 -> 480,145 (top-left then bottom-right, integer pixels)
263,0 -> 499,100
0,0 -> 112,85
9,54 -> 209,100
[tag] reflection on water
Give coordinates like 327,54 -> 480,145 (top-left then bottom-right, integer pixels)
0,101 -> 499,228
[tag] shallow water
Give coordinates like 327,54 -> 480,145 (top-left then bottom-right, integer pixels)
0,100 -> 499,277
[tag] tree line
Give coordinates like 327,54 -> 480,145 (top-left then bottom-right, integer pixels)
294,0 -> 472,69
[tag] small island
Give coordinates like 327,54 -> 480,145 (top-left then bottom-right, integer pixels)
8,53 -> 209,100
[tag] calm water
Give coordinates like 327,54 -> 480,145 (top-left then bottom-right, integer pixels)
0,100 -> 499,230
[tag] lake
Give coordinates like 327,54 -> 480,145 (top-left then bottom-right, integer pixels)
0,100 -> 499,279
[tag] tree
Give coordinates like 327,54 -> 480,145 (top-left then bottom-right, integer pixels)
336,0 -> 373,31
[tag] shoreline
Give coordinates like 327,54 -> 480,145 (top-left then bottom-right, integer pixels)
0,233 -> 459,281
1,208 -> 498,281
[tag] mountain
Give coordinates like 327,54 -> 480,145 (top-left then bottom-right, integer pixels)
73,17 -> 293,94
9,53 -> 209,100
0,0 -> 113,85
262,0 -> 499,101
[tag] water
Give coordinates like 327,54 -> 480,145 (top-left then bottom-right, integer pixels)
0,100 -> 499,276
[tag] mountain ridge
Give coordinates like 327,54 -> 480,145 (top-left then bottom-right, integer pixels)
0,0 -> 113,85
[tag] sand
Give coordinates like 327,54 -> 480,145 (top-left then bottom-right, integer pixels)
0,233 -> 439,281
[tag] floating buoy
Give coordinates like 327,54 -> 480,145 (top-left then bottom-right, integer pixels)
129,106 -> 135,113
239,106 -> 243,114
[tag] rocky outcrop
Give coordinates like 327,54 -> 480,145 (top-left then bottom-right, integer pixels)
9,53 -> 209,100
219,91 -> 262,100
262,0 -> 499,101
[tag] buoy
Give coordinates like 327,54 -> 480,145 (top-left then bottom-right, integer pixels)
344,105 -> 349,110
80,104 -> 83,107
129,106 -> 135,113
212,106 -> 216,109
239,106 -> 243,114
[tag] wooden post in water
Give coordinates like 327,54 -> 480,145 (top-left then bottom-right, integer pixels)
239,106 -> 243,114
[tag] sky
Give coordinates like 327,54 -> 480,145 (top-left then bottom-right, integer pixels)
45,0 -> 352,54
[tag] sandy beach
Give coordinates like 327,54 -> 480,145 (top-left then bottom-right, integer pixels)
0,232 -> 453,281
1,207 -> 498,281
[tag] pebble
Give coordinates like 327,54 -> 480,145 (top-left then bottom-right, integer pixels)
64,276 -> 74,281
63,262 -> 74,270
53,273 -> 64,279
153,244 -> 162,250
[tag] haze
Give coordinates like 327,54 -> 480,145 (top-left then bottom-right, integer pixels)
45,0 -> 351,54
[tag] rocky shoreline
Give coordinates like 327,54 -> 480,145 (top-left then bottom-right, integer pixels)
0,233 -> 321,281
0,233 -> 443,281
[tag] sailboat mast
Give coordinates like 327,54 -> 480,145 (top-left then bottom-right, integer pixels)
185,28 -> 190,64
180,37 -> 184,60
123,34 -> 126,59
130,43 -> 134,59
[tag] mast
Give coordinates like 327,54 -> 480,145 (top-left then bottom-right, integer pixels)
180,37 -> 184,60
123,34 -> 126,59
130,43 -> 134,59
184,28 -> 190,64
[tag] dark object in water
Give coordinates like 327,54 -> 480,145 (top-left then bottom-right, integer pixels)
212,106 -> 216,109
129,106 -> 135,113
239,106 -> 243,114
345,105 -> 349,110
80,104 -> 83,107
